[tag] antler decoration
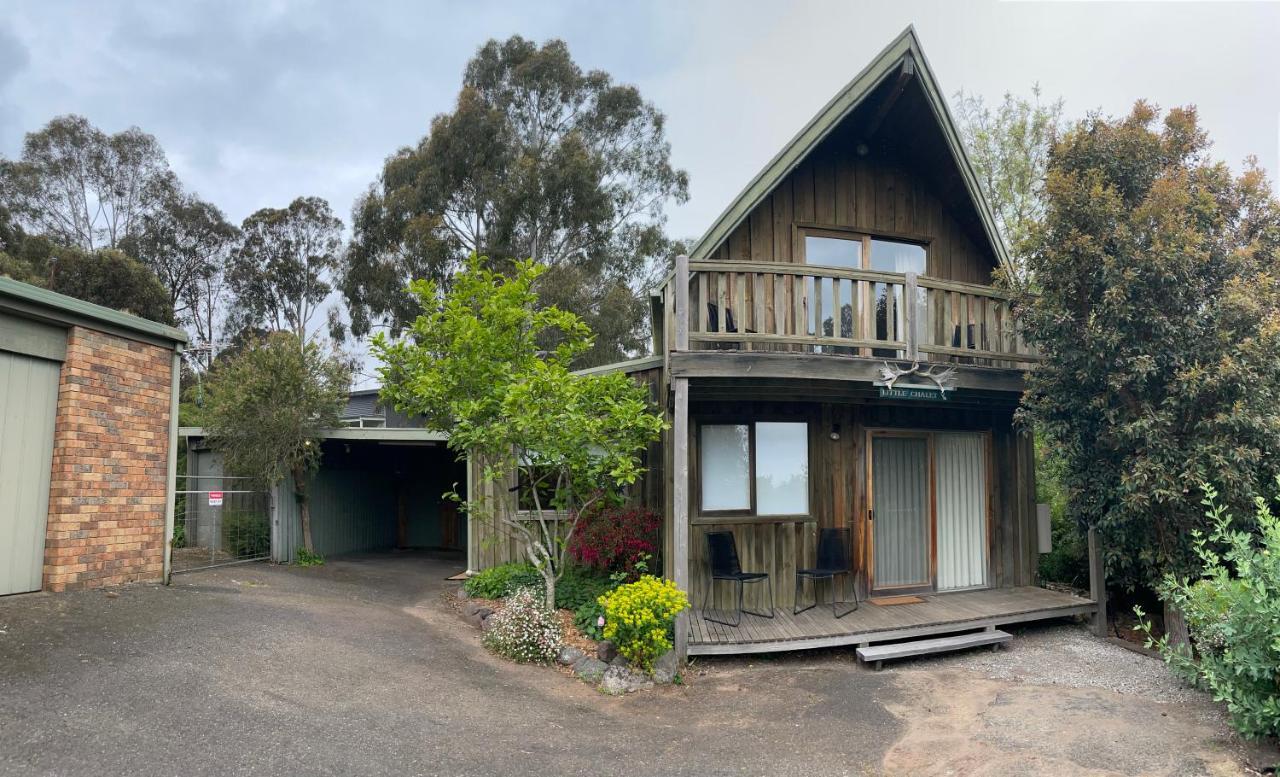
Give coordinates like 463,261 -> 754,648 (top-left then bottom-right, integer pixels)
875,361 -> 957,394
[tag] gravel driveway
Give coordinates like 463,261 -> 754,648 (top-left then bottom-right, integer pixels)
0,553 -> 1272,776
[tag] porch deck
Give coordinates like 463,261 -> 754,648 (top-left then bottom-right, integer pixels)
688,586 -> 1095,656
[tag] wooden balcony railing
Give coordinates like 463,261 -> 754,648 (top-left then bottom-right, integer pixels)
662,259 -> 1039,367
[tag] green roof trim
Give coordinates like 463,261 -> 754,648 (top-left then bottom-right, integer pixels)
687,26 -> 1012,273
572,354 -> 665,376
0,276 -> 188,348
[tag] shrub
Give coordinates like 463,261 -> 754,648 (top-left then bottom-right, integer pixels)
599,575 -> 689,672
463,562 -> 539,599
295,547 -> 324,567
1136,483 -> 1280,740
574,600 -> 607,641
568,505 -> 661,577
555,565 -> 615,611
482,586 -> 563,664
221,510 -> 269,558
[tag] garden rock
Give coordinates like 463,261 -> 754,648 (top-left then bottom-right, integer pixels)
480,614 -> 497,633
596,640 -> 618,663
599,665 -> 653,695
572,657 -> 608,682
652,650 -> 679,684
454,587 -> 470,601
463,602 -> 492,619
556,646 -> 585,666
609,654 -> 628,668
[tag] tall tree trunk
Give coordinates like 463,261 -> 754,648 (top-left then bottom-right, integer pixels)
292,465 -> 314,554
544,570 -> 557,613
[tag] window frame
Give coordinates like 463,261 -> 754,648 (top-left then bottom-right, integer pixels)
696,419 -> 811,520
795,224 -> 930,275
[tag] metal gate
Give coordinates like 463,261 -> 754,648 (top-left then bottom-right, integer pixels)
172,474 -> 271,573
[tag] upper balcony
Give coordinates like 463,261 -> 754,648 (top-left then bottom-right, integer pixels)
656,257 -> 1039,393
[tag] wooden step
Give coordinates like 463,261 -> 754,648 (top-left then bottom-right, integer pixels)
856,629 -> 1012,669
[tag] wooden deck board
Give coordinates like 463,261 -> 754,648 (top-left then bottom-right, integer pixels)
688,586 -> 1095,656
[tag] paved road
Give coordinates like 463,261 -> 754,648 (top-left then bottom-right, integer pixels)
0,553 -> 900,776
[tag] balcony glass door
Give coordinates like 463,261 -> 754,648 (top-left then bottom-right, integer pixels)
870,434 -> 931,591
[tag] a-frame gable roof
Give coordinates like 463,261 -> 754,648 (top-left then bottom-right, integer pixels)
688,26 -> 1011,273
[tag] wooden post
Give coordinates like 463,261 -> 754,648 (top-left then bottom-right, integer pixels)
903,272 -> 918,361
1087,526 -> 1107,637
673,255 -> 691,663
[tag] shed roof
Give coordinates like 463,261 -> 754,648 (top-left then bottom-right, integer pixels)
0,276 -> 188,348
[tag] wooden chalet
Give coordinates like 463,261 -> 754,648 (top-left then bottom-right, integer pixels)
469,27 -> 1101,661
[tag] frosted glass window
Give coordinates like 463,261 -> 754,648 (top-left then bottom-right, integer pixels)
700,425 -> 751,511
756,423 -> 809,515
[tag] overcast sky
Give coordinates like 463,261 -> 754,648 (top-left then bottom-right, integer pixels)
2,0 -> 1278,245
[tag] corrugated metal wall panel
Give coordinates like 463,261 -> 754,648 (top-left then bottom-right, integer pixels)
0,350 -> 61,595
936,433 -> 987,590
871,436 -> 929,588
308,469 -> 399,557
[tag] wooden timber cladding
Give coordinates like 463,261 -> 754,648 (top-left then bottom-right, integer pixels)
685,399 -> 1037,613
712,135 -> 995,283
467,366 -> 666,572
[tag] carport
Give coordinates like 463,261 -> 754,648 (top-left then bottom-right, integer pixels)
179,427 -> 466,567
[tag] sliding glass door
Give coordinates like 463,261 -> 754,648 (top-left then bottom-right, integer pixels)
868,431 -> 990,593
870,435 -> 931,591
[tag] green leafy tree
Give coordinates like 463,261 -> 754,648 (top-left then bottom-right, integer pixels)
201,332 -> 351,554
954,86 -> 1065,283
121,190 -> 240,368
373,256 -> 666,608
227,196 -> 343,344
0,114 -> 176,251
1017,103 -> 1280,624
344,36 -> 689,367
46,247 -> 174,324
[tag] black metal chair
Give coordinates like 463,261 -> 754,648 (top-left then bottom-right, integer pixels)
703,531 -> 774,627
794,527 -> 857,618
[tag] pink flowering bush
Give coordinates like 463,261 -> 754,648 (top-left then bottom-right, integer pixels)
567,505 -> 661,577
481,586 -> 563,663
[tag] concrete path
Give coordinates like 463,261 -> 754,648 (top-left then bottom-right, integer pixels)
0,553 -> 1269,776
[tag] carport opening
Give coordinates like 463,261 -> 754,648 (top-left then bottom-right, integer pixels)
307,439 -> 467,558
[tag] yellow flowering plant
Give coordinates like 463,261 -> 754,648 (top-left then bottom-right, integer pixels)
598,575 -> 689,671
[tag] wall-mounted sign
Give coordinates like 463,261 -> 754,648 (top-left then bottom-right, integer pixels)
208,491 -> 224,507
874,360 -> 957,401
878,386 -> 949,401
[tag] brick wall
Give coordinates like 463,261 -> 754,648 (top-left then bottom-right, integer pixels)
43,326 -> 173,591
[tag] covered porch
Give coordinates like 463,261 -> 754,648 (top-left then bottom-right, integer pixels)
688,585 -> 1095,656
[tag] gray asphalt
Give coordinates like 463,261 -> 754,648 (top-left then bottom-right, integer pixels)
0,552 -> 899,777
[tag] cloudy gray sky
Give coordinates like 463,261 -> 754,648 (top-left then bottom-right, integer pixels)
2,0 -> 1278,244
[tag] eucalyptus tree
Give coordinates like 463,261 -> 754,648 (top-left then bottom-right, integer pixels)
954,86 -> 1065,286
342,36 -> 689,366
122,191 -> 240,368
0,115 -> 176,252
227,196 -> 343,345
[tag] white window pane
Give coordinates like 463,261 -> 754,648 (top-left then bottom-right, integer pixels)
756,422 -> 808,515
805,236 -> 862,269
701,425 -> 750,511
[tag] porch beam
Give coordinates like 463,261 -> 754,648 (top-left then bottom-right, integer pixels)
1088,526 -> 1107,637
670,351 -> 1027,393
673,254 -> 691,662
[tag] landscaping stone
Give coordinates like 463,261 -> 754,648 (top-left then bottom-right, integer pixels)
556,646 -> 585,666
454,587 -> 470,601
608,654 -> 628,668
652,650 -> 679,684
596,640 -> 617,663
599,665 -> 653,695
572,657 -> 608,682
479,614 -> 497,633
